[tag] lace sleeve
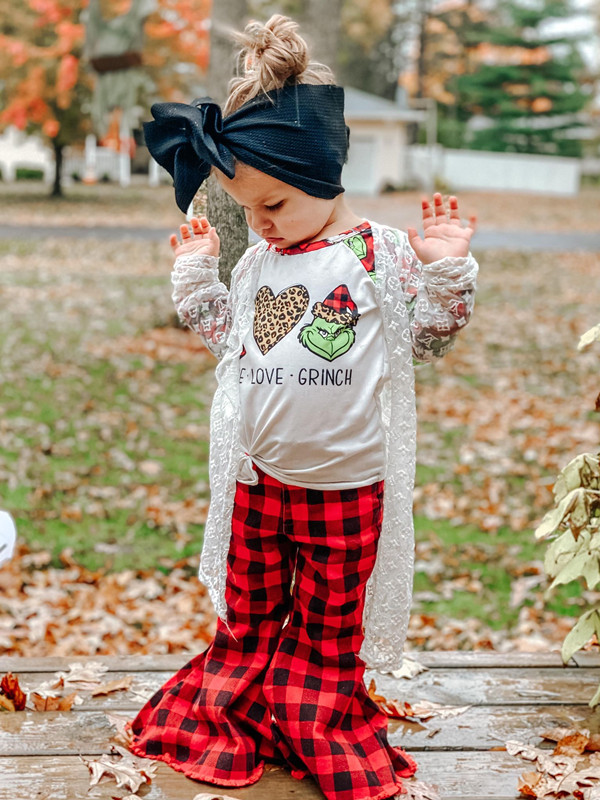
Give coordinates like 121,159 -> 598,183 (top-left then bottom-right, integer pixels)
398,234 -> 478,362
171,253 -> 231,361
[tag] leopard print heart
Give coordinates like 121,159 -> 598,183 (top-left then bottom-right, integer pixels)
253,284 -> 310,355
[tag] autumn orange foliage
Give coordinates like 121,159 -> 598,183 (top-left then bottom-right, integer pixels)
0,0 -> 210,147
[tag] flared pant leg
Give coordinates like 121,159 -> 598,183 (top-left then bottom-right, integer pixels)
127,473 -> 295,785
262,479 -> 418,800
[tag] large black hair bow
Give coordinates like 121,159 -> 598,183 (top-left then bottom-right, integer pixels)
143,83 -> 349,213
143,100 -> 235,213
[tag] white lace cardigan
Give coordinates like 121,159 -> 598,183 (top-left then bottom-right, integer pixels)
171,221 -> 478,671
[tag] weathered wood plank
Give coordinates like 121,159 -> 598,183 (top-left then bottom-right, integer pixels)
0,752 -> 527,799
7,666 -> 600,711
0,653 -> 199,673
1,650 -> 600,673
371,667 -> 600,707
0,704 -> 594,757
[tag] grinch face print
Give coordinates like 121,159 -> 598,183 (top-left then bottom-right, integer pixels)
298,284 -> 360,362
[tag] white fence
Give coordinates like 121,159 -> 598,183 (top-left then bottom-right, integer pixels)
409,145 -> 581,196
0,127 -> 54,182
0,126 -> 585,197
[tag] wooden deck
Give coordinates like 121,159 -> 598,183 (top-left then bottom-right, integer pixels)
1,650 -> 600,800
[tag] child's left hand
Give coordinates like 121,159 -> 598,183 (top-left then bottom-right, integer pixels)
407,193 -> 476,265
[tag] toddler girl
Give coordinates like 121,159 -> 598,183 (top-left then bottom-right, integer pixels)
126,14 -> 478,800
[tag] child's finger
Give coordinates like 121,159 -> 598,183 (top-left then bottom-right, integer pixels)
449,196 -> 461,223
180,224 -> 191,239
169,233 -> 178,249
421,198 -> 434,225
433,193 -> 446,221
191,217 -> 208,234
407,227 -> 422,251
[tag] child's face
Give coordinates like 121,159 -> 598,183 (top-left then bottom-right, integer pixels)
215,164 -> 339,249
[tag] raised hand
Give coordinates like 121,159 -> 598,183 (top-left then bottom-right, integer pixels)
407,193 -> 476,265
170,216 -> 220,258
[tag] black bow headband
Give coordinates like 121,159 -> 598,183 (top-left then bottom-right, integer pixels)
143,83 -> 349,212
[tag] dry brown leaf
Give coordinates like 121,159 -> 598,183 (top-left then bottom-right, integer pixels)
81,745 -> 157,793
91,676 -> 134,696
0,672 -> 27,710
105,713 -> 135,748
553,730 -> 593,757
507,740 -> 545,762
30,691 -> 78,711
408,700 -> 472,721
0,695 -> 16,712
541,726 -> 600,753
54,661 -> 109,690
389,658 -> 429,680
367,679 -> 470,721
401,778 -> 442,800
517,770 -> 548,798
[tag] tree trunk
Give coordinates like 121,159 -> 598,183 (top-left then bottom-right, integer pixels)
302,0 -> 341,72
416,0 -> 430,99
197,0 -> 249,289
51,141 -> 64,198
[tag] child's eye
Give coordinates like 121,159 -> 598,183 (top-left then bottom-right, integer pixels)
265,201 -> 283,211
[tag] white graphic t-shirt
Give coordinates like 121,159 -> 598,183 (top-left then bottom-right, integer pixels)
239,222 -> 390,490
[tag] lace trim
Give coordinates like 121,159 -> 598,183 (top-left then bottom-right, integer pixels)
184,224 -> 478,671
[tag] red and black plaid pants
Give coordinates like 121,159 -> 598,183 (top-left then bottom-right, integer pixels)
127,467 -> 417,800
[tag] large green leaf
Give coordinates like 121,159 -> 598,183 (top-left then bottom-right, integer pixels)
570,490 -> 591,536
549,547 -> 589,589
561,609 -> 598,663
553,455 -> 600,503
582,556 -> 600,591
587,681 -> 600,709
544,529 -> 578,576
535,488 -> 583,540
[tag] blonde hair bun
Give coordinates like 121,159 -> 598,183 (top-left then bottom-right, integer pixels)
225,14 -> 335,115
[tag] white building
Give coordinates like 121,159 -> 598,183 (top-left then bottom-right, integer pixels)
343,87 -> 426,195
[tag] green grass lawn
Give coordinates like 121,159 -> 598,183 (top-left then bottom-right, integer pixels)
1,202 -> 598,641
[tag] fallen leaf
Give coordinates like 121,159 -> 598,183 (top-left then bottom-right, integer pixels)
389,658 -> 429,680
81,745 -> 157,793
91,676 -> 134,696
517,770 -> 547,798
30,692 -> 78,711
540,726 -> 600,754
54,662 -> 109,690
0,672 -> 27,710
401,778 -> 442,800
105,713 -> 135,748
408,700 -> 472,721
367,680 -> 470,721
0,695 -> 16,712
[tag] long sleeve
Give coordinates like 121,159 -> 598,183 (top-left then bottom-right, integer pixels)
171,253 -> 232,361
397,236 -> 478,363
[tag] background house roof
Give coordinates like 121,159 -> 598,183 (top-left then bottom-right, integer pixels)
343,86 -> 426,123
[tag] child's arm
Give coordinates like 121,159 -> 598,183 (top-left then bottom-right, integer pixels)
169,216 -> 231,360
399,193 -> 478,362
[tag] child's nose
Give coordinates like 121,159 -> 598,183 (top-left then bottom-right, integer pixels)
248,209 -> 271,234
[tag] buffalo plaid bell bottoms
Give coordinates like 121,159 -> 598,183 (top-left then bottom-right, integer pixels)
126,466 -> 418,800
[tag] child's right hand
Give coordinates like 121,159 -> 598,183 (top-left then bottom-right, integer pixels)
170,216 -> 220,259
